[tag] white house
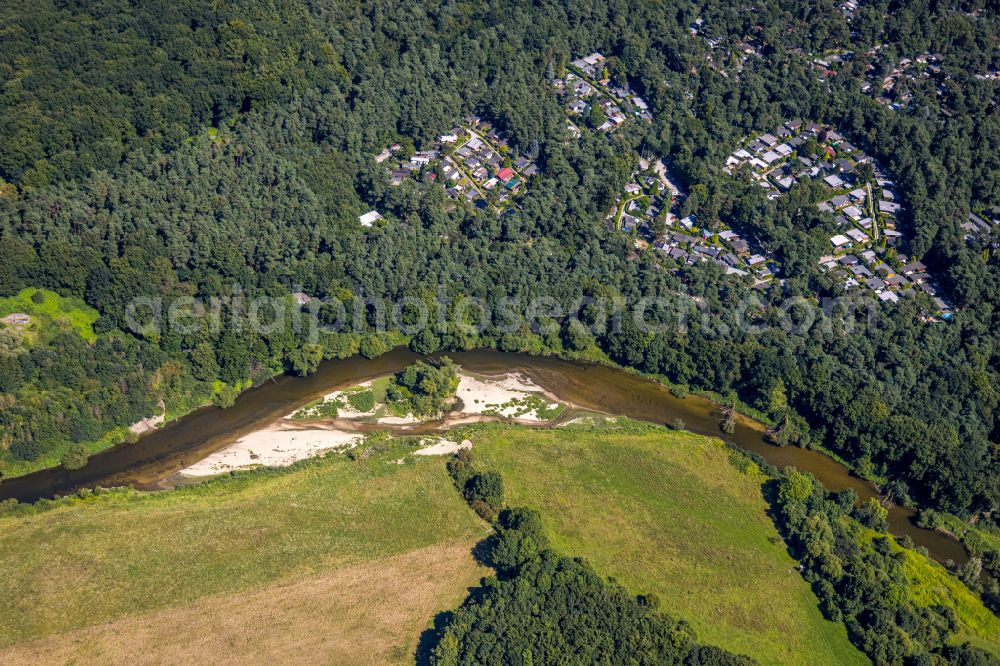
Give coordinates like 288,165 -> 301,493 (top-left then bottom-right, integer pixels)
846,228 -> 868,243
359,210 -> 383,227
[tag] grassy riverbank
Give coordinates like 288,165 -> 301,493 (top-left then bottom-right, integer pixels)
0,421 -> 865,664
5,416 -> 992,663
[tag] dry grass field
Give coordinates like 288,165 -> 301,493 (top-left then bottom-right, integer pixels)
0,543 -> 481,665
0,445 -> 489,663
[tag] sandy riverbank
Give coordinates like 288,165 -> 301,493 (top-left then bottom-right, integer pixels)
130,413 -> 165,435
179,368 -> 565,477
454,371 -> 562,421
179,423 -> 361,477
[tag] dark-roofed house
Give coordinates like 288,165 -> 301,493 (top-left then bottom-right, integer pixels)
901,260 -> 926,275
668,247 -> 688,260
834,159 -> 854,173
866,276 -> 886,290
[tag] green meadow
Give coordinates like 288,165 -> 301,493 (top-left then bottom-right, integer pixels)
468,422 -> 866,665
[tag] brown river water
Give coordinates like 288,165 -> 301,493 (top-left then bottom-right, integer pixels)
0,348 -> 971,565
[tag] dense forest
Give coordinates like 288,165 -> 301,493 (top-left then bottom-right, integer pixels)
0,0 -> 997,533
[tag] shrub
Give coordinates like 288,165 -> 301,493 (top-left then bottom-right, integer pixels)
346,390 -> 375,413
359,334 -> 390,359
60,443 -> 89,470
854,497 -> 889,531
469,498 -> 499,523
387,358 -> 459,416
916,508 -> 942,530
447,449 -> 475,489
212,384 -> 238,408
464,471 -> 504,513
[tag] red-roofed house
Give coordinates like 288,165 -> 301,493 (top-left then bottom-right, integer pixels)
497,167 -> 514,181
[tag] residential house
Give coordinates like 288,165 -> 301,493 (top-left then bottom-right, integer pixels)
359,210 -> 383,227
830,234 -> 851,248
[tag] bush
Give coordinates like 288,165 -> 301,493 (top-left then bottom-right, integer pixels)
469,498 -> 499,523
916,508 -> 943,530
387,358 -> 459,416
854,497 -> 889,531
359,334 -> 390,359
447,449 -> 475,489
464,471 -> 504,512
212,384 -> 238,408
346,390 -> 375,413
60,443 -> 89,470
409,329 -> 440,355
30,290 -> 45,304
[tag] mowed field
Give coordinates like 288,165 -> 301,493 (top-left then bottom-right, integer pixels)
470,423 -> 867,666
0,446 -> 490,665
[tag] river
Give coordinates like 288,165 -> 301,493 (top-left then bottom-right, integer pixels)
0,348 -> 971,566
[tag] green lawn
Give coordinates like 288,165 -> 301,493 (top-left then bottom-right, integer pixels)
0,444 -> 489,658
0,287 -> 99,344
469,422 -> 867,666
